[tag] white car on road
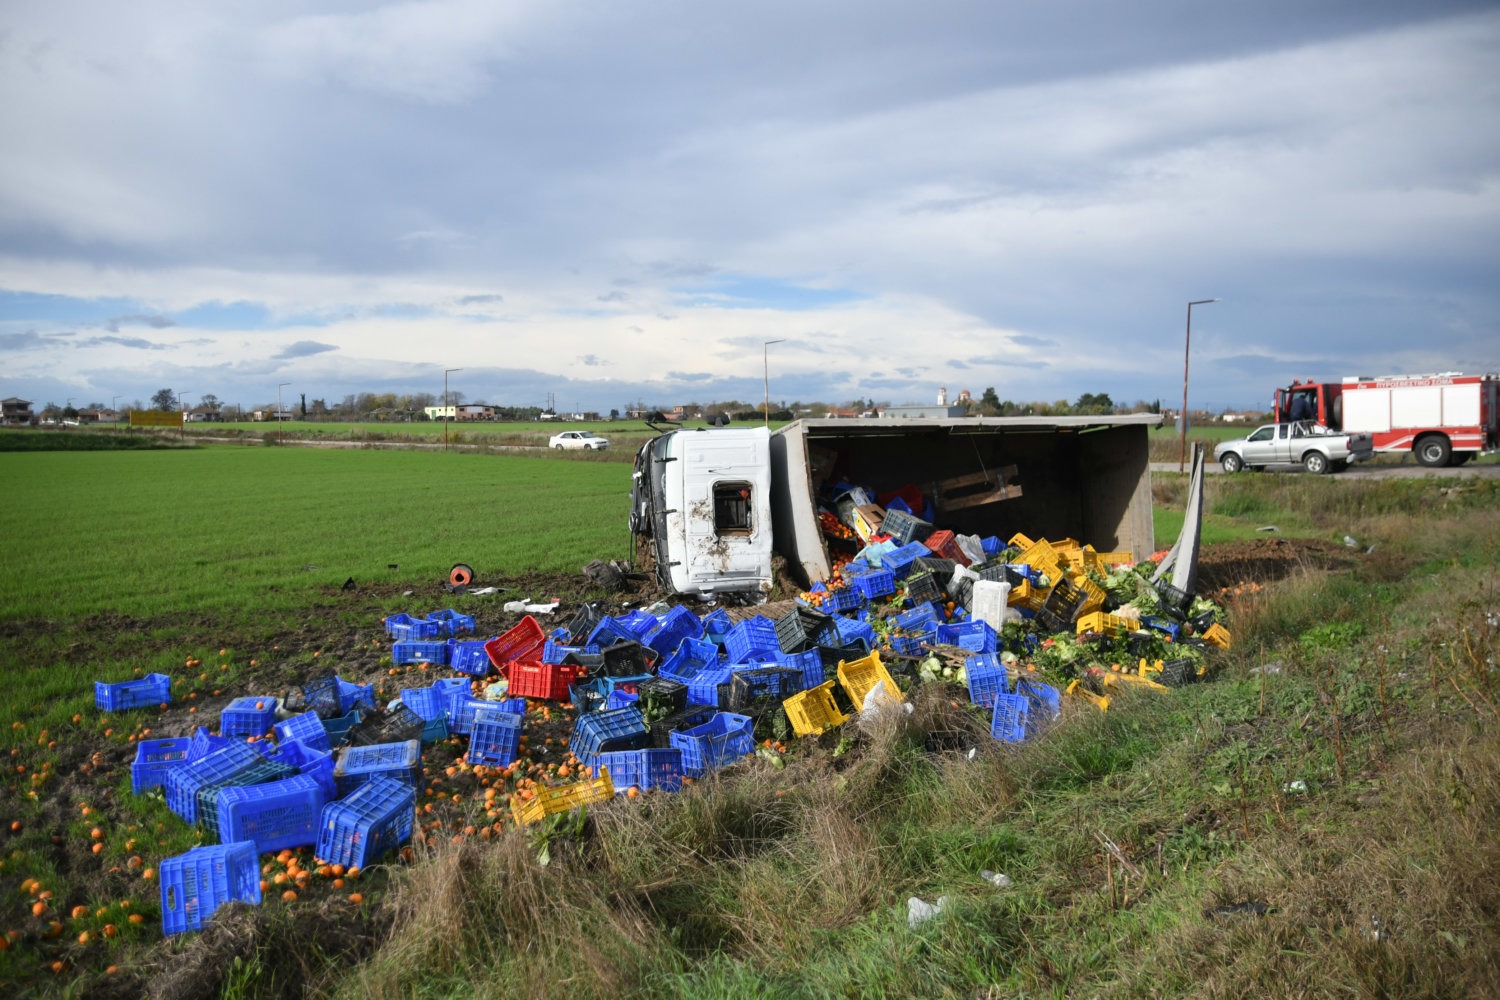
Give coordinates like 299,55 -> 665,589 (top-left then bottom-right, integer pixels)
549,430 -> 610,451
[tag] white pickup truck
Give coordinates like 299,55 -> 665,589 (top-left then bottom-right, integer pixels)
1214,421 -> 1374,474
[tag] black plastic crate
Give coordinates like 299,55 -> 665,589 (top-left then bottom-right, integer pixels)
911,556 -> 956,579
816,642 -> 869,670
774,606 -> 835,653
1041,578 -> 1088,626
880,508 -> 934,545
596,640 -> 656,678
1155,581 -> 1194,616
345,703 -> 426,747
904,570 -> 943,605
1188,609 -> 1217,634
647,704 -> 717,748
727,668 -> 802,710
570,678 -> 608,715
1158,659 -> 1196,687
636,676 -> 687,721
566,603 -> 605,643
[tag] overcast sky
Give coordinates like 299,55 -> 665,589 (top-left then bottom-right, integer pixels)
3,1 -> 1497,415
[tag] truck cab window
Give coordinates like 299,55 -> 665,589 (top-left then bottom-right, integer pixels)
714,482 -> 753,535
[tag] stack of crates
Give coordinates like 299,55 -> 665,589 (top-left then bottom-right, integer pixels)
334,740 -> 422,797
132,737 -> 193,794
212,773 -> 326,854
160,840 -> 261,936
315,776 -> 416,869
783,680 -> 848,737
195,759 -> 295,838
569,707 -> 649,767
592,748 -> 684,793
219,697 -> 278,738
95,673 -> 172,712
669,712 -> 755,778
165,742 -> 267,824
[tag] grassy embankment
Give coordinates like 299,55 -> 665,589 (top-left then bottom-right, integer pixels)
0,440 -> 1496,997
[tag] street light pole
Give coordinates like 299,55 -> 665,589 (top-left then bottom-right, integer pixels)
277,383 -> 290,444
444,368 -> 463,449
111,395 -> 121,422
1179,298 -> 1220,472
762,340 -> 785,427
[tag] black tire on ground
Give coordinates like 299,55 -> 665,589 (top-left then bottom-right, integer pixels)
1221,453 -> 1244,473
1303,451 -> 1330,475
1415,435 -> 1451,467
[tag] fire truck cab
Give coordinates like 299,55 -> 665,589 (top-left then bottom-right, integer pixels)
1274,373 -> 1499,467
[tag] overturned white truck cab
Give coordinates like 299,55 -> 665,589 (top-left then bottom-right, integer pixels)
630,415 -> 1161,600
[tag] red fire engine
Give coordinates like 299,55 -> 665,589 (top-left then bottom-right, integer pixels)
1274,372 -> 1499,467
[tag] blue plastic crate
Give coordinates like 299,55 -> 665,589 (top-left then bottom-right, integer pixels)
727,667 -> 803,708
187,726 -> 234,763
132,737 -> 193,794
303,675 -> 375,718
696,607 -> 728,644
822,588 -> 862,612
887,634 -> 927,656
385,613 -> 442,640
659,637 -> 719,682
160,841 -> 261,936
571,678 -> 608,715
447,692 -> 488,736
95,673 -> 171,712
268,739 -> 337,799
196,759 -> 295,840
965,653 -> 1009,708
569,707 -> 649,766
723,617 -> 778,662
214,774 -> 326,854
322,708 -> 364,746
165,742 -> 266,824
398,686 -> 444,721
936,621 -> 997,654
991,693 -> 1030,743
832,616 -> 878,648
775,649 -> 825,691
542,639 -> 601,664
426,608 -> 476,636
881,541 -> 932,580
687,667 -> 735,708
273,711 -> 331,753
894,603 -> 940,632
599,673 -> 652,698
605,688 -> 640,710
669,712 -> 755,777
335,740 -> 422,796
614,609 -> 658,639
219,696 -> 278,738
981,536 -> 1004,557
586,617 -> 640,649
1015,678 -> 1061,725
432,676 -> 471,700
593,748 -> 684,793
466,710 -> 523,766
315,776 -> 415,869
448,639 -> 494,676
645,605 -> 703,659
853,570 -> 896,600
392,640 -> 450,667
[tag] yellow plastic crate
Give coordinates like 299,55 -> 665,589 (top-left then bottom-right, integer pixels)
1066,679 -> 1110,712
1091,550 -> 1134,569
784,680 -> 849,737
1076,611 -> 1134,637
1007,532 -> 1035,551
1201,623 -> 1232,649
1103,672 -> 1169,693
1011,579 -> 1050,612
511,768 -> 615,826
1068,573 -> 1108,615
836,651 -> 900,711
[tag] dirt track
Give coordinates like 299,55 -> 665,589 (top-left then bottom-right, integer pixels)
1153,460 -> 1500,480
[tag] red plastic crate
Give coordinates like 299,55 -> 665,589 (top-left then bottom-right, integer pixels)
923,529 -> 970,566
485,616 -> 545,670
505,659 -> 587,701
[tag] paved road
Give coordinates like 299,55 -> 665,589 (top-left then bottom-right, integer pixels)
1152,459 -> 1500,480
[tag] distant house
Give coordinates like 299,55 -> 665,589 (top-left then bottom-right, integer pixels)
2,397 -> 34,425
879,404 -> 966,419
251,409 -> 295,422
185,405 -> 222,423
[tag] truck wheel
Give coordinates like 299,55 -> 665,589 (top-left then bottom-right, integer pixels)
1303,452 -> 1330,475
1220,453 -> 1243,473
1415,435 -> 1451,467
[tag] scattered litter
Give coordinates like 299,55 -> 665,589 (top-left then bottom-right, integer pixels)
1251,662 -> 1283,676
907,895 -> 950,929
1366,915 -> 1387,942
1204,901 -> 1272,919
1256,525 -> 1280,533
342,577 -> 356,591
1283,780 -> 1307,793
468,587 -> 501,596
1343,535 -> 1359,548
979,870 -> 1013,889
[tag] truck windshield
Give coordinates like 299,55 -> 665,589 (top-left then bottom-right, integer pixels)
713,482 -> 753,535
